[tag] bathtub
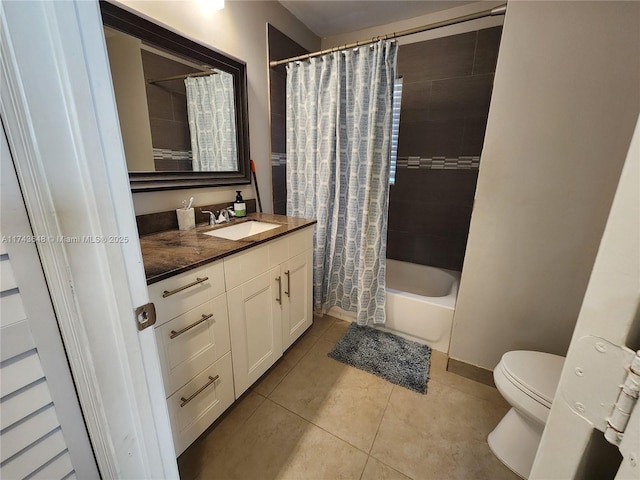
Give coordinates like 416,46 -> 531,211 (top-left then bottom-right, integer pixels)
381,259 -> 460,353
327,259 -> 460,353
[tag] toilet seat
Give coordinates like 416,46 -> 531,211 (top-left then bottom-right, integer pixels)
493,350 -> 565,426
499,350 -> 565,409
489,351 -> 566,478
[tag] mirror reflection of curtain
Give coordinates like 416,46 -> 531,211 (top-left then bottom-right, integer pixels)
185,73 -> 237,171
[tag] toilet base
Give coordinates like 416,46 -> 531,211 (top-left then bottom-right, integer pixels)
488,407 -> 544,479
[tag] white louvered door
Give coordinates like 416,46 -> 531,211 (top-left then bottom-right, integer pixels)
0,129 -> 99,479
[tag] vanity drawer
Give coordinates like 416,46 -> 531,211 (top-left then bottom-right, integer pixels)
223,227 -> 314,291
268,236 -> 289,268
223,243 -> 269,291
266,227 -> 313,268
167,352 -> 234,456
288,226 -> 313,258
155,293 -> 230,396
148,261 -> 225,326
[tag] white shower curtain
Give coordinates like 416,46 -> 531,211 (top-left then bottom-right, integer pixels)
185,73 -> 237,171
286,40 -> 398,325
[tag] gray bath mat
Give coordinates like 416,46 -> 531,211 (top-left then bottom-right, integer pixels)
328,323 -> 431,394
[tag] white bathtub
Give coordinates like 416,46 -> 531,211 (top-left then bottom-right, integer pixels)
381,259 -> 460,353
326,259 -> 460,353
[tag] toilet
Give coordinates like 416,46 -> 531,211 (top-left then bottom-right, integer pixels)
488,350 -> 565,479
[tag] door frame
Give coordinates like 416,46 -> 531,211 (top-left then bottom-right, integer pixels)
0,1 -> 178,477
531,117 -> 640,477
1,125 -> 100,479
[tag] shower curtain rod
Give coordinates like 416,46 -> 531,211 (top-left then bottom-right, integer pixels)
269,3 -> 507,67
147,70 -> 217,85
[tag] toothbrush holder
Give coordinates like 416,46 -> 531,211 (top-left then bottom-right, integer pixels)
176,208 -> 195,231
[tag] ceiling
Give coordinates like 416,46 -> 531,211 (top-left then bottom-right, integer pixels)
278,1 -> 475,38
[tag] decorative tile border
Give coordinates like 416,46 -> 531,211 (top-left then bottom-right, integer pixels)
397,156 -> 480,169
271,152 -> 286,167
270,153 -> 479,170
152,148 -> 192,161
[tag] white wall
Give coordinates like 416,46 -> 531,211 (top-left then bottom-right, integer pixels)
449,1 -> 640,370
321,1 -> 504,48
531,115 -> 640,479
105,30 -> 155,171
115,0 -> 320,214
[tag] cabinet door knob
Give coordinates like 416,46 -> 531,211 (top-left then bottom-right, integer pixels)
275,276 -> 282,304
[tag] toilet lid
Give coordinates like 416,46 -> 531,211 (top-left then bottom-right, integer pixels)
500,351 -> 565,408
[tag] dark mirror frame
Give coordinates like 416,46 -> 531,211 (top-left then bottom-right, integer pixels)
100,1 -> 251,192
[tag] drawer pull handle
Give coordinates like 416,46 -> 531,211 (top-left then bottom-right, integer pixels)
284,270 -> 290,297
275,276 -> 282,304
169,313 -> 213,339
162,276 -> 209,298
180,374 -> 219,407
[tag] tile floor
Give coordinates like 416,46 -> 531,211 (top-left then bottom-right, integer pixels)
178,316 -> 520,480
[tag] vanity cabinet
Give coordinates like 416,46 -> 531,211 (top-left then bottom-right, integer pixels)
227,267 -> 283,396
146,224 -> 314,455
225,226 -> 313,397
281,248 -> 313,351
148,261 -> 234,455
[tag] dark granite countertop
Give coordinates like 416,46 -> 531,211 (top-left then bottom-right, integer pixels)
140,213 -> 316,285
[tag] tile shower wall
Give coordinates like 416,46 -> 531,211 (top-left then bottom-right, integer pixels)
141,50 -> 197,171
388,26 -> 502,271
268,25 -> 309,215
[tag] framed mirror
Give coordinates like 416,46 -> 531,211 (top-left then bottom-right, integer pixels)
100,1 -> 251,192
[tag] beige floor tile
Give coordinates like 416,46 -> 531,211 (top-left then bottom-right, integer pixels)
451,438 -> 522,480
212,390 -> 267,439
370,381 -> 516,479
307,314 -> 336,337
198,398 -> 368,480
319,318 -> 351,344
180,325 -> 518,480
178,390 -> 265,480
360,457 -> 412,480
253,356 -> 298,397
253,329 -> 321,397
269,338 -> 393,452
283,328 -> 322,365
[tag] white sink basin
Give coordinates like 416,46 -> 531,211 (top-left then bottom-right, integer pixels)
203,220 -> 281,241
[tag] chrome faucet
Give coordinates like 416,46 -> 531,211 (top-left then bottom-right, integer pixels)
216,209 -> 230,224
201,209 -> 216,226
201,207 -> 235,226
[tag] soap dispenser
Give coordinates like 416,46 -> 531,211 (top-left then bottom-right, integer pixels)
234,190 -> 246,217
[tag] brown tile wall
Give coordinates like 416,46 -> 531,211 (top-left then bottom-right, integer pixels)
268,25 -> 309,215
267,25 -> 502,271
141,50 -> 198,157
388,26 -> 502,271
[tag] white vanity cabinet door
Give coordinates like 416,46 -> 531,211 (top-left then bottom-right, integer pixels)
166,352 -> 234,456
281,248 -> 313,350
148,261 -> 225,326
155,293 -> 230,396
227,267 -> 283,397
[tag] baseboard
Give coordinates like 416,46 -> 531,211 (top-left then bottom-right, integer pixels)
325,306 -> 356,322
446,357 -> 495,387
